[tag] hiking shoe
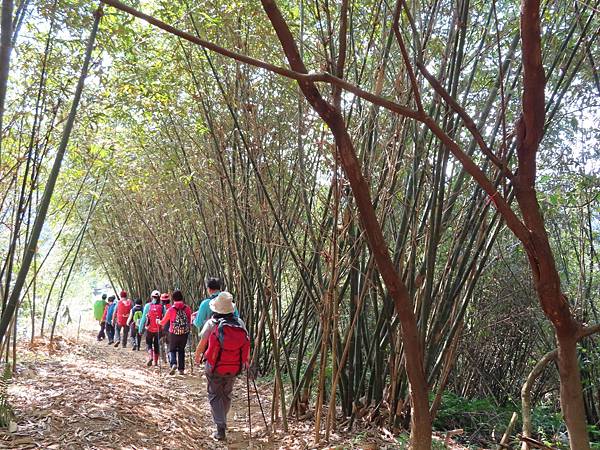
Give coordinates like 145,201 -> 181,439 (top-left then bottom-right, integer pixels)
178,370 -> 184,375
212,426 -> 226,441
146,359 -> 153,367
131,346 -> 137,351
114,341 -> 120,348
169,366 -> 176,375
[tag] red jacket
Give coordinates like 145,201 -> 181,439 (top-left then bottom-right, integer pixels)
160,301 -> 192,333
115,299 -> 133,326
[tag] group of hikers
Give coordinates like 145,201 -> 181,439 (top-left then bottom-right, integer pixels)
92,278 -> 250,441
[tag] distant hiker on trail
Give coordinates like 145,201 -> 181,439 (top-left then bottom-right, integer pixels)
94,294 -> 107,341
194,291 -> 250,441
160,289 -> 191,375
138,290 -> 164,366
104,296 -> 117,344
159,292 -> 171,366
113,290 -> 133,348
127,298 -> 143,350
192,278 -> 239,330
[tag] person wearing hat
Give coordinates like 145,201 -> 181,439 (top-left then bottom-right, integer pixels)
159,292 -> 172,365
195,291 -> 250,441
138,290 -> 165,367
113,290 -> 133,348
192,278 -> 239,330
94,294 -> 108,341
104,295 -> 117,345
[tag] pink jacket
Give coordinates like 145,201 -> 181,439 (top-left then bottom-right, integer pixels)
160,301 -> 192,333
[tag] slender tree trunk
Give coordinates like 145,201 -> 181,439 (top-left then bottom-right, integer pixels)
0,6 -> 102,345
0,0 -> 14,158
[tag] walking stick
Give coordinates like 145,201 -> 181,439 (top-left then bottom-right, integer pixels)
246,368 -> 252,438
251,373 -> 269,430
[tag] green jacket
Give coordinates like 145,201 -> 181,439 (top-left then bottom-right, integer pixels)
93,299 -> 106,321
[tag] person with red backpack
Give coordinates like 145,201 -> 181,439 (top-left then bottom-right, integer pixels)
194,291 -> 250,441
159,289 -> 191,375
138,290 -> 164,366
159,292 -> 171,365
113,290 -> 133,348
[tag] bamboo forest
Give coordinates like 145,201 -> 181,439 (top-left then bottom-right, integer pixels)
0,0 -> 599,448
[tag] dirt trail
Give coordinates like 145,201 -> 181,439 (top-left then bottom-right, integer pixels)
4,332 -> 464,449
5,332 -> 273,450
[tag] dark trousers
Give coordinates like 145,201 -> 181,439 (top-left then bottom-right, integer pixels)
115,323 -> 129,346
146,331 -> 160,354
97,321 -> 106,340
168,333 -> 188,371
105,322 -> 115,343
130,324 -> 141,348
206,372 -> 236,427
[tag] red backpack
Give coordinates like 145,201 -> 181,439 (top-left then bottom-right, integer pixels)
205,318 -> 250,376
146,303 -> 163,333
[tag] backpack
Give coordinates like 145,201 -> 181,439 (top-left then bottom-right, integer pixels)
205,318 -> 250,376
146,303 -> 163,333
171,307 -> 190,335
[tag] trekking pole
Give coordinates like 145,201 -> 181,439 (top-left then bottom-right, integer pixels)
251,374 -> 269,430
158,335 -> 162,376
188,337 -> 194,375
246,368 -> 252,438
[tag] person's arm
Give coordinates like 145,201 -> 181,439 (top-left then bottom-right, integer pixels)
126,309 -> 134,326
102,305 -> 108,322
159,307 -> 171,327
138,304 -> 149,334
194,320 -> 214,364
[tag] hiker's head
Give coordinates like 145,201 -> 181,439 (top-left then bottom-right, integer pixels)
101,293 -> 107,300
172,290 -> 184,303
120,290 -> 127,299
135,298 -> 142,306
209,291 -> 235,315
151,290 -> 160,301
160,292 -> 170,304
108,295 -> 115,303
205,277 -> 221,294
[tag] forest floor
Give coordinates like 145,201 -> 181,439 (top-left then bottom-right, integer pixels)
3,331 -> 467,449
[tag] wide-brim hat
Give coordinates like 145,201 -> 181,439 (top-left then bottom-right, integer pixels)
209,292 -> 235,315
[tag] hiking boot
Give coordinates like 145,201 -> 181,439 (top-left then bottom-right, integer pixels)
178,370 -> 184,375
131,345 -> 137,351
146,359 -> 153,367
169,366 -> 177,375
212,425 -> 226,441
107,341 -> 113,345
114,341 -> 120,348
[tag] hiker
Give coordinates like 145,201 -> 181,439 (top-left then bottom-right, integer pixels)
192,278 -> 239,330
159,289 -> 191,375
104,295 -> 117,345
127,298 -> 144,350
195,291 -> 250,441
94,294 -> 107,341
159,292 -> 171,365
138,290 -> 164,366
114,290 -> 133,348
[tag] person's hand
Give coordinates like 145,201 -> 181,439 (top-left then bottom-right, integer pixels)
194,352 -> 203,365
191,312 -> 197,320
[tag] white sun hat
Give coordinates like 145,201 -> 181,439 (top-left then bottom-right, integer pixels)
151,290 -> 160,298
209,291 -> 235,314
